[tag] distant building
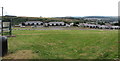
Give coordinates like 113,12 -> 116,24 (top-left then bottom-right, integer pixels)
84,18 -> 111,21
20,21 -> 119,29
22,21 -> 66,27
84,18 -> 102,21
48,22 -> 65,26
78,23 -> 119,29
110,21 -> 118,24
22,21 -> 43,26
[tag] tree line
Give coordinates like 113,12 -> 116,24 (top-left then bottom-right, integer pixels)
1,16 -> 119,26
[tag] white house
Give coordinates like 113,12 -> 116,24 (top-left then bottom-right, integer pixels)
48,22 -> 65,26
24,21 -> 43,26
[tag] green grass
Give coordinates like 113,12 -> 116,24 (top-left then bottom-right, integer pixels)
8,29 -> 118,59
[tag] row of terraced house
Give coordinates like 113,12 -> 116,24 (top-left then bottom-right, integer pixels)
16,21 -> 119,29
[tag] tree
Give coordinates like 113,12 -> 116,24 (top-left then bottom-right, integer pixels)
22,22 -> 25,26
113,23 -> 118,26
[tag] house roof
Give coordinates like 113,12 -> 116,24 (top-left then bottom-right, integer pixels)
48,22 -> 64,24
25,21 -> 43,23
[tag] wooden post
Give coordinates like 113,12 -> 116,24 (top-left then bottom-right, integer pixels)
1,7 -> 3,36
9,19 -> 12,36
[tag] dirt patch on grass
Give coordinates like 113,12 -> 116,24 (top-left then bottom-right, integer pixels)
3,50 -> 38,59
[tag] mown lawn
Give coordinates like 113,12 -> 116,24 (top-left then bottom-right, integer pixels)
7,29 -> 118,59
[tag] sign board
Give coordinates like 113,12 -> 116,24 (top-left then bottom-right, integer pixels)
3,22 -> 10,28
0,20 -> 11,36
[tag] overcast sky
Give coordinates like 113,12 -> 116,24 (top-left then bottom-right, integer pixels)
0,0 -> 120,17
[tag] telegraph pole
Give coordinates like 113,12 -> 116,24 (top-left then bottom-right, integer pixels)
1,7 -> 3,36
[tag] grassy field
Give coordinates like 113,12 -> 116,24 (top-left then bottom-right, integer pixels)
4,29 -> 118,59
